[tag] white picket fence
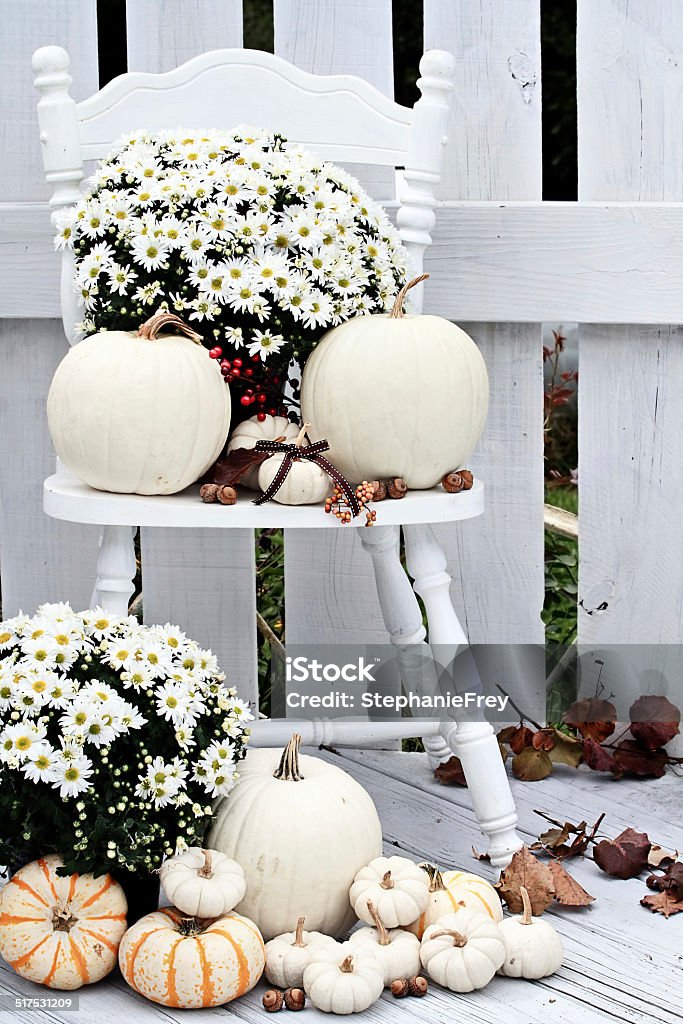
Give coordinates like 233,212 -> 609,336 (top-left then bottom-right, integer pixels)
1,0 -> 682,710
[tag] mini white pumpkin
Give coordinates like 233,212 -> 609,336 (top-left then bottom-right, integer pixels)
227,414 -> 303,489
303,942 -> 384,1014
265,916 -> 338,988
302,274 -> 489,489
406,863 -> 503,938
349,856 -> 429,928
47,312 -> 231,495
159,847 -> 246,919
419,908 -> 505,992
498,886 -> 563,979
348,900 -> 420,986
257,422 -> 330,505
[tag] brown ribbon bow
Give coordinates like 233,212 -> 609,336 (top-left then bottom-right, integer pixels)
253,432 -> 360,516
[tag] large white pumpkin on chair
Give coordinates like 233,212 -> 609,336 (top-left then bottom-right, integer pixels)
301,274 -> 488,488
207,734 -> 382,940
47,312 -> 230,495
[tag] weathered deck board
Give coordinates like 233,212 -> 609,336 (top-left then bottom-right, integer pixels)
1,752 -> 680,1024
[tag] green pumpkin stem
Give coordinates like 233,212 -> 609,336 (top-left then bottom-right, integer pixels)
273,733 -> 305,781
389,273 -> 430,319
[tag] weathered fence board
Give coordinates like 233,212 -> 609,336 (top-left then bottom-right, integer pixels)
424,0 -> 545,666
577,0 -> 683,645
126,2 -> 258,697
0,0 -> 100,617
275,0 -> 396,654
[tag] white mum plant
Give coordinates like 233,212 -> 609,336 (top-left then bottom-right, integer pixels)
0,603 -> 252,877
57,125 -> 409,415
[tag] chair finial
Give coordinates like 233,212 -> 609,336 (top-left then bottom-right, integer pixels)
418,49 -> 456,85
32,46 -> 71,87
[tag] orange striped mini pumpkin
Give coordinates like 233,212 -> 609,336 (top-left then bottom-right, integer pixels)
0,854 -> 127,989
405,865 -> 503,939
119,907 -> 265,1008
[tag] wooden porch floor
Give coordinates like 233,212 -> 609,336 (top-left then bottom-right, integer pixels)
1,751 -> 681,1024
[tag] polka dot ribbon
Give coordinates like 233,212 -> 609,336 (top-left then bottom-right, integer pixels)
253,437 -> 361,516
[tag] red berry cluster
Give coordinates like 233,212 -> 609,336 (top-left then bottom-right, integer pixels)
208,346 -> 286,422
324,481 -> 378,527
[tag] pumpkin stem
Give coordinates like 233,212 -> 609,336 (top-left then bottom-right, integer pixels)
295,422 -> 310,448
52,904 -> 77,932
293,916 -> 307,948
419,862 -> 447,893
178,916 -> 204,937
520,885 -> 533,926
197,849 -> 213,878
137,311 -> 203,345
339,955 -> 355,974
380,870 -> 394,890
389,273 -> 430,319
273,733 -> 304,781
430,928 -> 467,948
366,900 -> 391,946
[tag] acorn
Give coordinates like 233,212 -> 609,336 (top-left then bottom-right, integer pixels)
263,989 -> 284,1012
408,975 -> 428,997
283,988 -> 306,1011
390,979 -> 410,998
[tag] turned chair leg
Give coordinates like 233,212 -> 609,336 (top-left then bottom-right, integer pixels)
91,525 -> 137,617
403,523 -> 523,868
359,525 -> 452,766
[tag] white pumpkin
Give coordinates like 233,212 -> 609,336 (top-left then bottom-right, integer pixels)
265,916 -> 338,988
349,856 -> 430,928
257,422 -> 331,505
348,900 -> 420,986
227,414 -> 303,489
301,274 -> 489,488
47,312 -> 230,494
406,864 -> 503,938
159,847 -> 246,919
208,734 -> 383,940
303,942 -> 384,1014
498,886 -> 563,979
419,908 -> 505,992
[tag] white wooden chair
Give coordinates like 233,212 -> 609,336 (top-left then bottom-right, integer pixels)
32,45 -> 522,866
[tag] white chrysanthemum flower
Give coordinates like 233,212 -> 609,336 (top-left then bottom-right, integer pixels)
54,207 -> 78,250
130,235 -> 170,271
107,263 -> 137,296
22,741 -> 58,784
247,328 -> 284,360
49,751 -> 94,798
0,720 -> 47,762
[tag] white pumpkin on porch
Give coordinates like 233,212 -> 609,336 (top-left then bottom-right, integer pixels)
227,414 -> 303,489
207,734 -> 383,940
47,312 -> 230,495
301,274 -> 488,488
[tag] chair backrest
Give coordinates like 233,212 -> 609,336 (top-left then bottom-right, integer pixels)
32,45 -> 455,340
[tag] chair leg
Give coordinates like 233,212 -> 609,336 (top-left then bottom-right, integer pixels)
91,525 -> 137,617
403,523 -> 523,868
359,525 -> 449,765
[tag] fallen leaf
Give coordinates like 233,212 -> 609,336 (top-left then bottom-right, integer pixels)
512,747 -> 553,781
612,740 -> 669,779
640,890 -> 683,918
563,698 -> 617,742
472,846 -> 490,862
646,861 -> 683,900
532,728 -> 556,752
533,810 -> 606,860
648,845 -> 679,869
434,756 -> 467,787
509,725 -> 537,755
546,729 -> 584,768
629,695 -> 681,750
549,861 -> 595,907
211,447 -> 271,486
582,737 -> 619,774
593,827 -> 651,879
497,725 -> 520,745
539,824 -> 573,848
496,846 -> 555,915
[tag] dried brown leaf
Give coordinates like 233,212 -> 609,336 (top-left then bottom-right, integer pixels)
434,756 -> 467,787
532,728 -> 556,752
472,847 -> 490,862
546,729 -> 584,768
593,827 -> 651,879
512,747 -> 553,781
582,737 -> 619,774
648,845 -> 679,869
496,846 -> 555,915
629,695 -> 681,751
563,698 -> 617,742
612,740 -> 669,779
640,890 -> 683,918
549,861 -> 595,907
211,447 -> 270,486
509,725 -> 537,755
646,861 -> 683,900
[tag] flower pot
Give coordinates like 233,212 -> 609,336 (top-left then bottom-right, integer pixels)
114,870 -> 160,925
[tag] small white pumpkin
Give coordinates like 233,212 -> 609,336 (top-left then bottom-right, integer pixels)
47,312 -> 231,495
349,856 -> 429,928
265,916 -> 338,988
406,864 -> 503,938
348,900 -> 420,986
257,422 -> 330,505
498,886 -> 563,979
419,908 -> 505,992
159,847 -> 246,919
301,274 -> 489,489
227,414 -> 303,489
303,942 -> 384,1015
